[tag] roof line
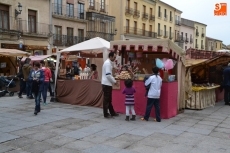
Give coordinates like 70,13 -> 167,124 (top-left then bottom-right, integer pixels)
181,18 -> 207,26
158,0 -> 183,13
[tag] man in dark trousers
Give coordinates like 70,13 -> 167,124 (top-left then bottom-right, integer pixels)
223,63 -> 230,105
101,52 -> 119,118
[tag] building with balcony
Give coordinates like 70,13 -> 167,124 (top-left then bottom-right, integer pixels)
155,0 -> 182,45
205,37 -> 222,51
0,0 -> 51,55
180,18 -> 195,50
194,21 -> 207,50
51,0 -> 88,52
85,0 -> 116,41
110,0 -> 157,40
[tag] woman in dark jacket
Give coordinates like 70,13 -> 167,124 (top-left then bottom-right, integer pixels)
29,62 -> 44,115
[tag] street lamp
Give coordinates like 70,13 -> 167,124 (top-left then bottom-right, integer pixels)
15,2 -> 22,17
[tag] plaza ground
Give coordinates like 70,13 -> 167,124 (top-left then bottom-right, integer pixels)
0,96 -> 230,153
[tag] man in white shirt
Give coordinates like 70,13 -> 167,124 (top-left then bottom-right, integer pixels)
101,52 -> 119,118
141,67 -> 162,122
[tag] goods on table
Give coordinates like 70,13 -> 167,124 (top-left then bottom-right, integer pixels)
115,71 -> 131,80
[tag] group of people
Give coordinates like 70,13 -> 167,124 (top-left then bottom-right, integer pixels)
101,52 -> 162,122
17,58 -> 55,115
66,62 -> 98,80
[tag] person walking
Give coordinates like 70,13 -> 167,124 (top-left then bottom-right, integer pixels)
17,61 -> 26,98
141,67 -> 162,122
101,52 -> 119,118
223,63 -> 230,105
22,58 -> 33,99
48,62 -> 55,97
40,60 -> 52,105
123,79 -> 136,121
29,62 -> 44,115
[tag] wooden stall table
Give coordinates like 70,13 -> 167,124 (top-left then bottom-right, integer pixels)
112,80 -> 178,119
56,79 -> 103,107
186,85 -> 220,109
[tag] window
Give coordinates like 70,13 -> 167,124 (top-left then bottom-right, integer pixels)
196,39 -> 197,44
185,46 -> 187,50
78,29 -> 84,42
220,43 -> 222,49
158,6 -> 161,17
216,42 -> 217,48
169,27 -> 171,37
142,23 -> 145,35
149,25 -> 152,32
134,21 -> 137,34
126,19 -> 129,33
134,2 -> 137,10
170,11 -> 172,21
164,9 -> 167,18
0,4 -> 9,29
78,3 -> 84,19
54,0 -> 62,15
202,28 -> 204,33
54,26 -> 62,43
67,27 -> 73,44
158,23 -> 160,34
100,21 -> 106,33
143,5 -> 146,13
150,8 -> 152,16
100,0 -> 105,10
126,0 -> 130,8
28,10 -> 37,33
181,32 -> 183,40
201,40 -> 203,45
89,0 -> 95,8
164,25 -> 166,36
185,33 -> 187,38
66,3 -> 74,17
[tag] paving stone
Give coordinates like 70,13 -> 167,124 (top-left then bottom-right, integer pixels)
209,131 -> 230,139
126,143 -> 157,153
166,124 -> 189,131
3,137 -> 37,148
179,118 -> 201,123
172,132 -> 205,146
214,127 -> 230,134
4,148 -> 31,153
114,134 -> 144,142
10,128 -> 39,137
63,140 -> 95,150
0,132 -> 19,143
218,123 -> 230,129
159,128 -> 184,136
192,124 -> 215,130
155,143 -> 194,153
45,120 -> 71,128
23,141 -> 58,153
45,136 -> 76,146
82,134 -> 111,144
173,121 -> 196,127
116,149 -> 138,153
83,144 -> 120,153
61,124 -> 83,130
125,127 -> 156,137
0,144 -> 15,153
62,131 -> 92,139
25,132 -> 57,141
46,127 -> 72,135
186,127 -> 212,135
104,139 -> 134,149
43,147 -> 82,153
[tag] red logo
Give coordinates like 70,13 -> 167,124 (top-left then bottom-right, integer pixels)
214,3 -> 227,16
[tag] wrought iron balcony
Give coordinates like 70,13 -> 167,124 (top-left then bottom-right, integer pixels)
133,9 -> 140,18
52,3 -> 86,20
158,12 -> 162,18
163,31 -> 168,38
196,44 -> 199,48
0,16 -> 21,36
190,38 -> 193,44
124,26 -> 157,38
158,30 -> 163,37
169,16 -> 173,22
175,20 -> 181,26
185,37 -> 189,43
142,12 -> 148,20
53,34 -> 86,46
149,15 -> 155,21
175,35 -> 184,42
201,33 -> 205,37
125,7 -> 133,16
164,15 -> 168,21
17,19 -> 51,37
196,31 -> 199,36
86,31 -> 114,41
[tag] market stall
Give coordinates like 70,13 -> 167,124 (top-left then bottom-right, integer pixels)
55,37 -> 109,106
110,39 -> 185,119
0,49 -> 30,92
185,54 -> 229,109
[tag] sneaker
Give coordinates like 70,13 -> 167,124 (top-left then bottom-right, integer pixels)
18,93 -> 23,98
43,102 -> 47,106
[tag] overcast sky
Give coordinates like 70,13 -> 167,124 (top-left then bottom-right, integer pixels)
161,0 -> 230,45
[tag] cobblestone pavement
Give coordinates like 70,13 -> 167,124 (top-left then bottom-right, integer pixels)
0,96 -> 230,153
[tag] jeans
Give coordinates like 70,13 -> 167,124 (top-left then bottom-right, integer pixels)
26,81 -> 32,97
224,86 -> 230,104
34,91 -> 41,112
18,79 -> 26,96
125,105 -> 136,116
102,85 -> 116,116
144,98 -> 161,122
42,82 -> 49,103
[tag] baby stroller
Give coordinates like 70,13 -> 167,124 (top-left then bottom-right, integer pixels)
0,76 -> 16,97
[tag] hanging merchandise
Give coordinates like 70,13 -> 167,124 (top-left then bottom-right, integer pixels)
165,59 -> 174,70
156,58 -> 164,69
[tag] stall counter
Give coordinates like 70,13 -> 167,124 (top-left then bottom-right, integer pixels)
112,80 -> 178,119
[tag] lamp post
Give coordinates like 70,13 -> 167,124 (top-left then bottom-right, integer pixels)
15,2 -> 22,18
